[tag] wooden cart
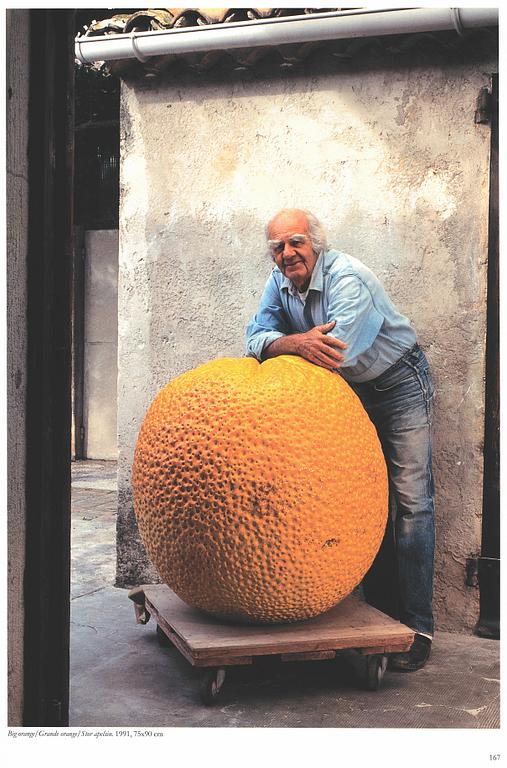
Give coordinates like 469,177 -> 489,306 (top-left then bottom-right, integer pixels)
129,584 -> 414,705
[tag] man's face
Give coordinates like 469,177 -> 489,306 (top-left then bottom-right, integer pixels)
268,211 -> 318,292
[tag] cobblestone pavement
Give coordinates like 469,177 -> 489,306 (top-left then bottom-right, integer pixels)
71,487 -> 117,599
71,459 -> 118,599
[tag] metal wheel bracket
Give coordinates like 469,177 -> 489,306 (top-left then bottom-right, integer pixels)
200,667 -> 227,706
128,587 -> 151,625
366,654 -> 388,691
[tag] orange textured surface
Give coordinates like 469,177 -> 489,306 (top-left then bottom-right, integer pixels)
132,356 -> 388,623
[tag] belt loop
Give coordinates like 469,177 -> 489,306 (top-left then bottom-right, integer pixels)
395,343 -> 417,370
407,342 -> 419,359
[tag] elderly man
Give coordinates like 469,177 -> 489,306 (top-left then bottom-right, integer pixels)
245,208 -> 436,672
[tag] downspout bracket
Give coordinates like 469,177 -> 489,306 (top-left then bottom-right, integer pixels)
130,30 -> 149,63
451,8 -> 464,36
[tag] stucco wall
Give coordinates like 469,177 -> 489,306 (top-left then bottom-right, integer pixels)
117,47 -> 494,632
84,229 -> 119,460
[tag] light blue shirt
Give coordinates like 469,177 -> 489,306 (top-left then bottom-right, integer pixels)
245,249 -> 417,383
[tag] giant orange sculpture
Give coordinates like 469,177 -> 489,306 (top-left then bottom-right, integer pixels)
132,356 -> 388,623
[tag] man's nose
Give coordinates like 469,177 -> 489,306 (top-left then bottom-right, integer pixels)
283,241 -> 296,256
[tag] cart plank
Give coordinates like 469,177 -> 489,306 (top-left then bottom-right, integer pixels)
140,584 -> 414,663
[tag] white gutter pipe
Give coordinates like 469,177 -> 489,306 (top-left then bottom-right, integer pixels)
75,7 -> 498,65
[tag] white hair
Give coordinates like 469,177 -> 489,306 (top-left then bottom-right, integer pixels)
265,209 -> 328,259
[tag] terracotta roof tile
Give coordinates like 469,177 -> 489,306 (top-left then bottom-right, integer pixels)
82,8 -> 335,35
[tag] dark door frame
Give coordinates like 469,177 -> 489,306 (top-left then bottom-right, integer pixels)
476,72 -> 500,639
73,225 -> 86,459
23,9 -> 75,726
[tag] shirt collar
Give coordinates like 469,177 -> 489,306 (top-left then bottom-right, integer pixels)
280,250 -> 325,296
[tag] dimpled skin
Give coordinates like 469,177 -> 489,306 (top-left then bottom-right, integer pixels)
132,356 -> 388,623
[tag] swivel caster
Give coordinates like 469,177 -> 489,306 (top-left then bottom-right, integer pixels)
366,654 -> 388,690
200,668 -> 226,706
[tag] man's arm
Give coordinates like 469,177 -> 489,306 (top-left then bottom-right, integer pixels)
246,273 -> 292,361
245,270 -> 348,370
264,273 -> 383,371
263,320 -> 347,371
324,275 -> 383,368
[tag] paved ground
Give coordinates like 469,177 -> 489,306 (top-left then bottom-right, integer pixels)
70,460 -> 500,730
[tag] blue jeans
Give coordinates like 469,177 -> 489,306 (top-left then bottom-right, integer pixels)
349,344 -> 436,637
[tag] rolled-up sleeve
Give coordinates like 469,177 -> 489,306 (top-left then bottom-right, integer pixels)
326,274 -> 383,368
245,273 -> 290,361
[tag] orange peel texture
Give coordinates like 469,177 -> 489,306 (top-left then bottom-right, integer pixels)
132,356 -> 388,623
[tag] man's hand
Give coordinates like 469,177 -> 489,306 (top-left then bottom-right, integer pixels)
264,321 -> 347,371
294,321 -> 347,370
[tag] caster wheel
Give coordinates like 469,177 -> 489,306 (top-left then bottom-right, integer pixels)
156,624 -> 173,648
366,654 -> 388,691
200,668 -> 226,706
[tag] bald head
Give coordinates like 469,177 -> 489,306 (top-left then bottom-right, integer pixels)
268,209 -> 309,237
